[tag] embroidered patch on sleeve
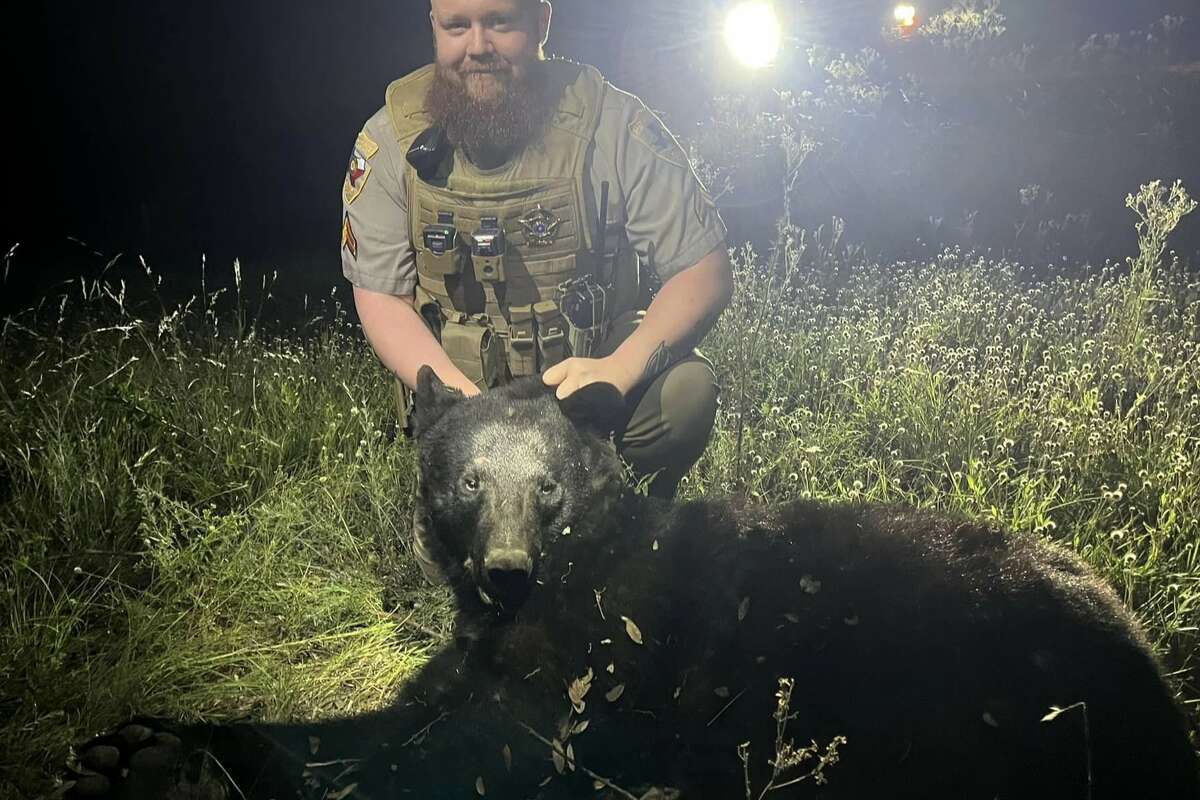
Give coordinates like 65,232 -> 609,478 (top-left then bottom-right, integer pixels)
356,130 -> 380,160
341,213 -> 359,260
343,148 -> 373,205
629,108 -> 688,169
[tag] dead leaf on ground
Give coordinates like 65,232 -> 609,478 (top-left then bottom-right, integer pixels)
621,615 -> 645,645
502,744 -> 512,772
308,736 -> 320,756
571,719 -> 590,736
327,785 -> 358,800
800,575 -> 822,594
714,686 -> 730,698
475,776 -> 486,796
566,742 -> 576,772
552,739 -> 566,774
568,668 -> 595,714
606,662 -> 615,674
606,683 -> 626,702
737,596 -> 750,622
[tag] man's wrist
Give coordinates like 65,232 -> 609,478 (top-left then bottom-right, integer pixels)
603,330 -> 670,395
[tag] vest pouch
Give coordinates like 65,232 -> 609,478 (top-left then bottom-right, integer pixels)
533,300 -> 566,368
471,251 -> 506,284
418,245 -> 464,278
507,305 -> 537,376
441,315 -> 504,391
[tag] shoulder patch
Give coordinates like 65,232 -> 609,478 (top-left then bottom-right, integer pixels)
629,108 -> 688,169
356,129 -> 380,160
343,145 -> 374,205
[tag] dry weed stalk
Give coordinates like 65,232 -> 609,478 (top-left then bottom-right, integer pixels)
739,678 -> 846,800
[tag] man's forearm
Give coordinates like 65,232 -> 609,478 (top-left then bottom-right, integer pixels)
608,245 -> 734,391
352,286 -> 479,395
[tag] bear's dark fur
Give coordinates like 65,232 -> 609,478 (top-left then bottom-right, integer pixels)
72,371 -> 1198,800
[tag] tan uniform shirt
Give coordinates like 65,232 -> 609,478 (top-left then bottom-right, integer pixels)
341,76 -> 727,297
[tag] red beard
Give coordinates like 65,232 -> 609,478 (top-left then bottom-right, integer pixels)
424,62 -> 553,167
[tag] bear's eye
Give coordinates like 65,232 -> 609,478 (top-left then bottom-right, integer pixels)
539,480 -> 558,496
463,476 -> 480,493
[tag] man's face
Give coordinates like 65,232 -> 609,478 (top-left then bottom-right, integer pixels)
430,0 -> 549,105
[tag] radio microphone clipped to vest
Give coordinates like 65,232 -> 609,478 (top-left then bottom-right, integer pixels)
406,126 -> 452,182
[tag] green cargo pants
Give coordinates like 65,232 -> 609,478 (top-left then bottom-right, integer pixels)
408,310 -> 719,584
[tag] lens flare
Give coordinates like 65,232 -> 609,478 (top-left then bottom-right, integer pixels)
894,4 -> 917,27
724,2 -> 782,70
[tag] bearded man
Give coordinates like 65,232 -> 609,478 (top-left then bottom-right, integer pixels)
341,0 -> 733,582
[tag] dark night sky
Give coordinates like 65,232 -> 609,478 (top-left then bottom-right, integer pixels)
3,1 -> 1197,311
2,1 -> 631,308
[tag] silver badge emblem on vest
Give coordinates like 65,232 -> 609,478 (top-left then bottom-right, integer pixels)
518,205 -> 562,247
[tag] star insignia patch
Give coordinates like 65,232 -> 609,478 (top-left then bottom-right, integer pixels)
518,205 -> 562,247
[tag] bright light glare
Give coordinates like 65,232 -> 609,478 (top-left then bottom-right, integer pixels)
894,4 -> 917,27
724,2 -> 782,70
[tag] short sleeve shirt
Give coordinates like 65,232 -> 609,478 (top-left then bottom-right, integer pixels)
340,73 -> 727,297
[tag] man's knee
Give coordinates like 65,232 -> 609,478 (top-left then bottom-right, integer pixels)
657,359 -> 719,454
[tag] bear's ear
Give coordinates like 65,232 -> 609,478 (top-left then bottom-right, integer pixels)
558,382 -> 626,438
413,365 -> 465,436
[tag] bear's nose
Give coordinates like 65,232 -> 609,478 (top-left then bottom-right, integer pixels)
484,546 -> 532,578
484,549 -> 534,591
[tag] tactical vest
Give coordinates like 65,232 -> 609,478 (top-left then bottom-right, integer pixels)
386,60 -> 640,390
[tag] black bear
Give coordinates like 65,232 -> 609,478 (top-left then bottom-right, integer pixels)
69,369 -> 1198,799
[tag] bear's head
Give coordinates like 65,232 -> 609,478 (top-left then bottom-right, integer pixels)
412,366 -> 627,612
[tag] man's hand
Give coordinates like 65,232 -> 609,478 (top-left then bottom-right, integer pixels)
542,355 -> 640,400
544,246 -> 734,402
352,286 -> 482,396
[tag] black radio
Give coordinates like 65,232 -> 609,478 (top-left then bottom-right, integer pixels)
559,278 -> 606,330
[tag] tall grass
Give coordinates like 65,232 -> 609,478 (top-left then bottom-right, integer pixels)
0,271 -> 450,797
2,186 -> 1198,796
698,185 -> 1200,691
